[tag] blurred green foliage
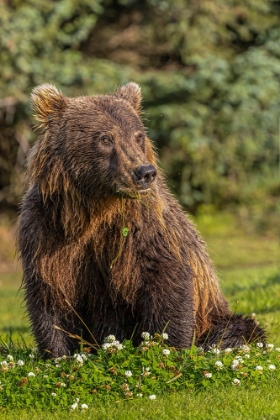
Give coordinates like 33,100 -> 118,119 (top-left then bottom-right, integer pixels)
0,0 -> 280,221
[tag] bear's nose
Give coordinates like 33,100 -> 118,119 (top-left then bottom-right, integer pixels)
133,164 -> 157,188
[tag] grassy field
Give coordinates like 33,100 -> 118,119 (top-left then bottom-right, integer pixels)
0,213 -> 279,418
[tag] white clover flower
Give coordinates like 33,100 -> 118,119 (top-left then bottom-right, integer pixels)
204,372 -> 212,378
0,361 -> 8,367
267,344 -> 274,350
124,370 -> 133,377
235,356 -> 244,362
104,335 -> 116,343
162,349 -> 170,356
224,348 -> 232,354
232,378 -> 241,386
60,382 -> 66,387
136,393 -> 143,397
102,342 -> 112,350
215,361 -> 223,369
276,348 -> 280,352
51,392 -> 57,397
268,364 -> 276,371
209,346 -> 220,355
75,398 -> 80,403
7,355 -> 13,361
74,354 -> 84,364
141,332 -> 151,340
29,354 -> 35,359
27,372 -> 35,377
149,394 -> 156,400
116,343 -> 124,350
162,333 -> 168,340
71,403 -> 78,410
240,345 -> 250,353
81,353 -> 88,361
45,363 -> 51,367
17,360 -> 25,366
81,404 -> 88,410
256,343 -> 263,348
55,364 -> 60,368
145,367 -> 151,371
231,359 -> 239,370
54,357 -> 62,363
255,365 -> 263,371
244,354 -> 250,359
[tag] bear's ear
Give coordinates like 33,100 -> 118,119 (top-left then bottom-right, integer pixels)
114,82 -> 142,111
31,83 -> 67,126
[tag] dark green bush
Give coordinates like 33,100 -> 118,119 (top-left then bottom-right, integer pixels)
0,0 -> 279,215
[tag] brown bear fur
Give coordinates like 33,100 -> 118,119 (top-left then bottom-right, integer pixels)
18,83 -> 265,358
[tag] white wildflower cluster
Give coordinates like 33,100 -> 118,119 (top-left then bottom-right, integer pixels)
27,372 -> 35,377
0,358 -> 26,370
102,336 -> 123,352
70,398 -> 88,411
223,348 -> 232,354
73,353 -> 88,365
141,332 -> 151,341
268,364 -> 276,371
209,345 -> 220,355
124,370 -> 133,378
0,361 -> 8,368
149,394 -> 156,400
256,342 -> 263,348
203,372 -> 212,378
255,365 -> 263,371
141,367 -> 151,377
162,349 -> 170,356
231,359 -> 241,370
162,333 -> 168,340
267,344 -> 274,352
239,345 -> 251,353
215,361 -> 223,370
232,378 -> 241,386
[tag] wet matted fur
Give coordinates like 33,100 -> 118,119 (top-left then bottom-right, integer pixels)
18,83 -> 266,358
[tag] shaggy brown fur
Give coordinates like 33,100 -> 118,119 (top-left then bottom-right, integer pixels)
18,83 -> 265,358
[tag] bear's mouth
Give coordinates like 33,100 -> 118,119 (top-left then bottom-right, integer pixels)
115,186 -> 152,199
138,188 -> 151,195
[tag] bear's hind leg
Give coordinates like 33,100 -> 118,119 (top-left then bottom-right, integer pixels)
196,314 -> 266,350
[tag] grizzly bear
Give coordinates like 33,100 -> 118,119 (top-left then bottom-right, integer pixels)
18,82 -> 265,358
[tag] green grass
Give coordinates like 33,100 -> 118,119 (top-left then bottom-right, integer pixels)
0,213 -> 279,418
0,387 -> 280,420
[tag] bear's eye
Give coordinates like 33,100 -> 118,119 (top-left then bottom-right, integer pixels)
100,136 -> 113,146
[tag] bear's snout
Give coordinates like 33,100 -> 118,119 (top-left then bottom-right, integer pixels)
133,164 -> 157,189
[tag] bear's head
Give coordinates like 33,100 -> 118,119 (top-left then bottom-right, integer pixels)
30,83 -> 158,200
